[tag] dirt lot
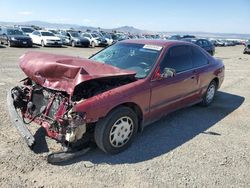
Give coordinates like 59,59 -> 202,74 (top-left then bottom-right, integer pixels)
0,44 -> 249,188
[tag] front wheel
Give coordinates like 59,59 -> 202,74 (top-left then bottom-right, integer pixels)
7,40 -> 12,47
201,81 -> 217,106
94,106 -> 138,154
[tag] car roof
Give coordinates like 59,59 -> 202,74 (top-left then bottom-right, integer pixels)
37,30 -> 53,32
120,39 -> 195,47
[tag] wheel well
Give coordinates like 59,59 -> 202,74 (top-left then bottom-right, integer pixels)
212,77 -> 219,89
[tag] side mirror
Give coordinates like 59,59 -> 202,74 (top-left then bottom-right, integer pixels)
162,68 -> 176,78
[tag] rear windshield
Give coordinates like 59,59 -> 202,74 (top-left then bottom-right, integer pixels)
41,32 -> 55,36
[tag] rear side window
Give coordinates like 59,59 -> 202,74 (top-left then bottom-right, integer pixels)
160,45 -> 192,73
191,47 -> 209,67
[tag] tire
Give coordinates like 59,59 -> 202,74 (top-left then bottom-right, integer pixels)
201,80 -> 217,106
41,40 -> 45,47
94,106 -> 138,154
72,41 -> 76,47
7,40 -> 12,47
91,41 -> 95,48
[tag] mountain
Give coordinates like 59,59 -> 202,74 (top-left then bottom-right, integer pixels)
111,26 -> 150,34
0,20 -> 249,39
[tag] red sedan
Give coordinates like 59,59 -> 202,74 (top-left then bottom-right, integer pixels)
8,39 -> 224,155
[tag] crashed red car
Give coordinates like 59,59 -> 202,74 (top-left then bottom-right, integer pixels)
8,40 -> 224,155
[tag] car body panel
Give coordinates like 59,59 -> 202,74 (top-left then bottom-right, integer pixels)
19,51 -> 136,95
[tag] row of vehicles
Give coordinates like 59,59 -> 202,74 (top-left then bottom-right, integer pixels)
0,26 -> 115,48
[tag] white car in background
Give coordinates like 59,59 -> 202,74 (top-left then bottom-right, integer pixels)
30,30 -> 62,47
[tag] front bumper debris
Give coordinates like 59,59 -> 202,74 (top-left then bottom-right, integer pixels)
7,88 -> 92,164
7,89 -> 35,147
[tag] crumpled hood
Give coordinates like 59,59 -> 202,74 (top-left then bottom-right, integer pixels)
19,51 -> 136,95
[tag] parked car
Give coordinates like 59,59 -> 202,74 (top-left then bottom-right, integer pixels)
182,38 -> 215,55
244,39 -> 250,46
82,32 -> 103,47
8,40 -> 224,157
18,26 -> 35,37
243,42 -> 250,54
0,27 -> 32,47
111,33 -> 129,42
66,31 -> 90,47
182,35 -> 196,39
30,30 -> 62,47
214,40 -> 225,46
103,33 -> 113,45
168,35 -> 182,40
48,30 -> 70,45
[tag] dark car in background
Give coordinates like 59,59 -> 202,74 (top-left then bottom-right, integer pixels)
168,35 -> 182,40
182,38 -> 215,55
66,31 -> 90,47
111,33 -> 129,43
243,40 -> 250,54
0,27 -> 32,47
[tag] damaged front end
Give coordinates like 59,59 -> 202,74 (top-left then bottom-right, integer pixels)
7,51 -> 137,162
8,78 -> 88,149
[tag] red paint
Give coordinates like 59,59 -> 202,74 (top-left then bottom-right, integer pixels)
19,51 -> 136,95
18,40 -> 224,134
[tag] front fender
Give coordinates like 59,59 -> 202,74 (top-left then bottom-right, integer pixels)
73,80 -> 150,123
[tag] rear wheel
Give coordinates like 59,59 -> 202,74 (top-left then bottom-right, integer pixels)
41,40 -> 45,47
201,80 -> 217,106
94,106 -> 138,154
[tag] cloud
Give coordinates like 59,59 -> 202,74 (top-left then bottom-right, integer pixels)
82,18 -> 91,23
18,11 -> 32,16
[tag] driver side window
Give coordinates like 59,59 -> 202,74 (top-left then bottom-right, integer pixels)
160,45 -> 192,73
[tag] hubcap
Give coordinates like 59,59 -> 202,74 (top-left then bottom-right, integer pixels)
206,84 -> 215,103
109,116 -> 134,148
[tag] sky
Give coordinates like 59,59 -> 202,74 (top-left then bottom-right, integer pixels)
0,0 -> 249,34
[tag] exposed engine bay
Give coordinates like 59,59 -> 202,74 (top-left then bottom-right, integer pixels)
10,76 -> 136,149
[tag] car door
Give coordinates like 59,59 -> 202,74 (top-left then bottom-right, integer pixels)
190,46 -> 211,95
31,31 -> 39,44
149,45 -> 199,122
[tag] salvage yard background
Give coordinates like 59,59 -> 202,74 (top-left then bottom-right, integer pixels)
0,45 -> 249,187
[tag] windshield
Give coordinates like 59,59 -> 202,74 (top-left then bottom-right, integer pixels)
90,43 -> 162,78
104,34 -> 112,39
70,32 -> 80,37
92,33 -> 99,38
7,29 -> 24,35
41,32 -> 55,36
21,28 -> 34,33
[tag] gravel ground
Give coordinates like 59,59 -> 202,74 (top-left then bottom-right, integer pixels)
0,44 -> 249,188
